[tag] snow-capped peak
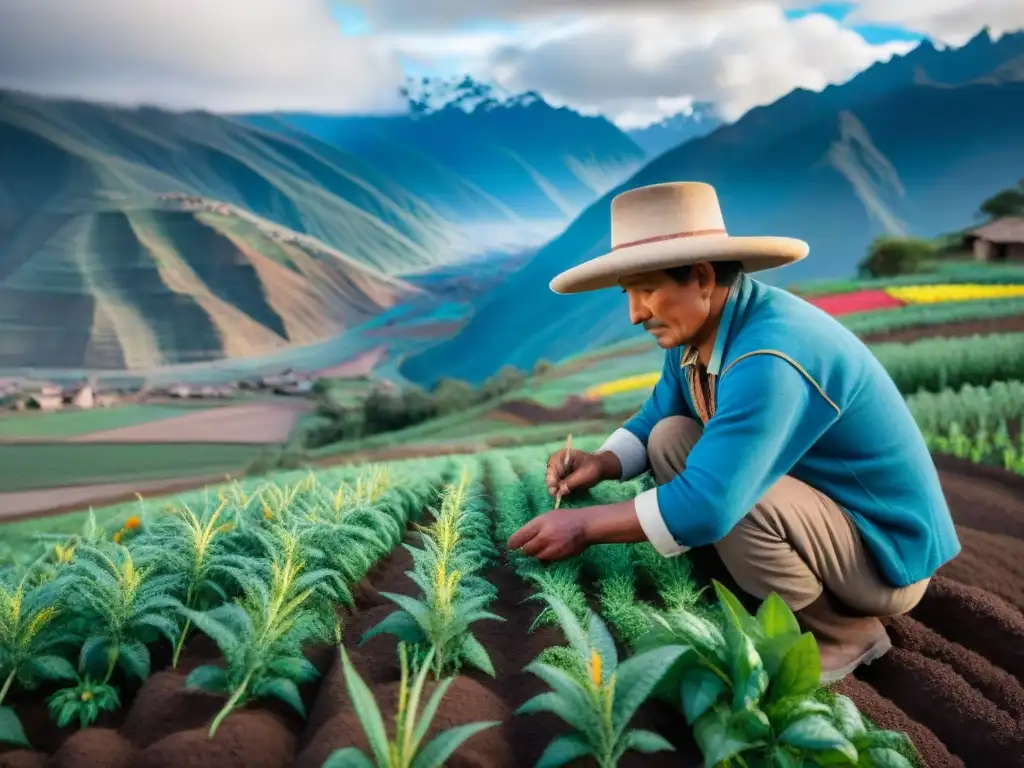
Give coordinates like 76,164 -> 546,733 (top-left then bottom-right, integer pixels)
400,75 -> 544,116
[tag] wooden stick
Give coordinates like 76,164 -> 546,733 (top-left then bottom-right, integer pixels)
554,433 -> 572,509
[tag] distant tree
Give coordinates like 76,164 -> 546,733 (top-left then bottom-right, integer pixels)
978,179 -> 1024,219
401,385 -> 439,423
857,236 -> 936,278
431,377 -> 479,415
481,365 -> 526,400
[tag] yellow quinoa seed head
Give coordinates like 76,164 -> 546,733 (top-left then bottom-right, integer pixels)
589,648 -> 603,686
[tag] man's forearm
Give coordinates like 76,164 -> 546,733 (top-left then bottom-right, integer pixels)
582,500 -> 648,544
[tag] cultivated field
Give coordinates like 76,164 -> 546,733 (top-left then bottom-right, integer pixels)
1,267 -> 1023,766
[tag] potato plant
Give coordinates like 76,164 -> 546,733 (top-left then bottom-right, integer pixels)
324,643 -> 500,768
635,581 -> 917,767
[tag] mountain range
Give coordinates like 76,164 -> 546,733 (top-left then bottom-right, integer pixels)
625,102 -> 723,158
400,28 -> 1024,387
0,80 -> 645,371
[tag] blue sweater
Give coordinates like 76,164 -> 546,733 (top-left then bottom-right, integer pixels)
601,273 -> 960,588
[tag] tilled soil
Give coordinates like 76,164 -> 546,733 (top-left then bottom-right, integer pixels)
2,456 -> 1023,767
859,313 -> 1024,344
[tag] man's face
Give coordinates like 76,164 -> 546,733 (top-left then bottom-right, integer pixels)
620,264 -> 715,349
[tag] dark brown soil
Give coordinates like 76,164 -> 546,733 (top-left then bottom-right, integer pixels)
860,313 -> 1024,344
493,397 -> 606,425
50,728 -> 138,768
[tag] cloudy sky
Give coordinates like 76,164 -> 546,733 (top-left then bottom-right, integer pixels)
0,0 -> 1020,128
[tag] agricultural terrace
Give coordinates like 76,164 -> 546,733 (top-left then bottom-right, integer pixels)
0,440 -> 1022,767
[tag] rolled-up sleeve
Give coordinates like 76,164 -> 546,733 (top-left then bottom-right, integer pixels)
599,348 -> 690,480
634,353 -> 840,556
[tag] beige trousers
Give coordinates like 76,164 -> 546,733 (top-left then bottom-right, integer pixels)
648,416 -> 929,617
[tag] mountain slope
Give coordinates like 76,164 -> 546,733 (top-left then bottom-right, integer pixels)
0,198 -> 419,370
246,77 -> 646,256
400,29 -> 1024,387
0,91 -> 469,277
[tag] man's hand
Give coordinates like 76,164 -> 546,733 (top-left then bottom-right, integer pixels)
546,448 -> 621,501
506,500 -> 648,562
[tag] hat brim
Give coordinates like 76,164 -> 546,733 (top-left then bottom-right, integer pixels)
549,234 -> 809,294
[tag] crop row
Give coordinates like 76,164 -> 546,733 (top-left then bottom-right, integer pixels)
0,457 -> 451,753
485,444 -> 921,768
840,296 -> 1024,336
870,331 -> 1024,393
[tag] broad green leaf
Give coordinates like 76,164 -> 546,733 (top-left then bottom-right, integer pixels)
459,633 -> 496,677
611,645 -> 688,734
517,692 -> 597,737
757,633 -> 804,679
29,655 -> 77,681
410,677 -> 456,754
360,610 -> 426,647
255,677 -> 306,718
321,747 -> 376,768
861,747 -> 913,768
118,641 -> 151,681
713,580 -> 762,638
767,696 -> 833,732
267,656 -> 320,684
377,592 -> 432,629
732,708 -> 772,743
621,728 -> 675,754
587,611 -> 618,677
0,707 -> 29,747
410,720 -> 500,768
135,613 -> 182,647
79,636 -> 112,678
853,729 -> 914,753
681,667 -> 728,725
771,633 -> 821,703
831,695 -> 867,740
339,648 -> 390,766
779,715 -> 858,763
731,632 -> 768,711
756,594 -> 801,639
532,734 -> 594,768
534,593 -> 590,660
186,665 -> 228,693
769,746 -> 802,768
693,706 -> 764,766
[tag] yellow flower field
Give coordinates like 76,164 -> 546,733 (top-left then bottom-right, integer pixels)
584,371 -> 660,398
884,283 -> 1024,303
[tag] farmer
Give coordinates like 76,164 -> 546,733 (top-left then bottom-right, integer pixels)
506,181 -> 961,683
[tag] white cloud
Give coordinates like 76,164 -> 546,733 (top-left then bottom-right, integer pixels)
441,5 -> 916,124
847,0 -> 1024,46
0,0 -> 406,113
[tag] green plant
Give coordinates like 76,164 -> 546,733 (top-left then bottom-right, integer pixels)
518,593 -> 684,768
46,675 -> 120,729
182,529 -> 339,736
362,471 -> 503,679
322,643 -> 499,768
67,542 -> 182,686
0,574 -> 76,746
636,581 -> 917,767
131,496 -> 260,667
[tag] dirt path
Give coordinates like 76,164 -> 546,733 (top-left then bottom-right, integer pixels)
860,313 -> 1024,344
65,401 -> 312,443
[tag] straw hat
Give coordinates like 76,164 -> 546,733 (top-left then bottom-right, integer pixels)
549,181 -> 809,294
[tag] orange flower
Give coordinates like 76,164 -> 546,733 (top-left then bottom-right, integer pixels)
124,516 -> 141,530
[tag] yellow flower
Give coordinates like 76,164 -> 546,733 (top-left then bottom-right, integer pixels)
113,530 -> 123,544
80,690 -> 92,702
589,648 -> 603,686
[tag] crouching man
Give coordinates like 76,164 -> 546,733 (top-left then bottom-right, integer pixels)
506,181 -> 961,683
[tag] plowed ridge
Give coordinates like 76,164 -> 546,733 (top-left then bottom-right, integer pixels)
835,455 -> 1024,767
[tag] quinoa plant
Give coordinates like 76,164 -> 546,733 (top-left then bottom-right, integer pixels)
518,593 -> 684,768
323,643 -> 499,768
182,526 -> 340,737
